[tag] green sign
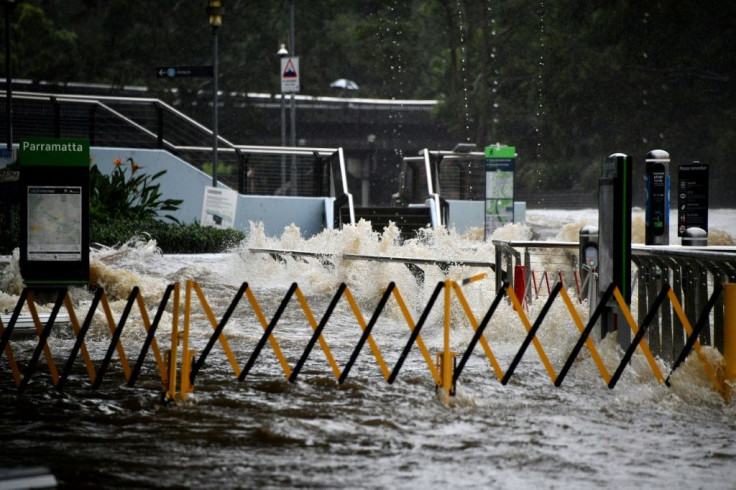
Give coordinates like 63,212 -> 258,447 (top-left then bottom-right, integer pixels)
485,146 -> 516,239
19,138 -> 90,166
19,138 -> 90,286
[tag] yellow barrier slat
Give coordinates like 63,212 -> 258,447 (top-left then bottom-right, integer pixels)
667,288 -> 720,390
99,292 -> 132,382
244,287 -> 292,379
25,293 -> 61,386
0,322 -> 22,387
181,281 -> 193,397
450,282 -> 504,381
343,288 -> 390,381
295,287 -> 342,380
134,293 -> 168,385
191,282 -> 241,379
166,282 -> 180,400
612,288 -> 665,384
506,285 -> 558,383
391,287 -> 441,385
558,287 -> 612,385
64,294 -> 97,384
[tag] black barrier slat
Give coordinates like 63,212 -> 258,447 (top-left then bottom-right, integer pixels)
501,282 -> 562,385
0,289 -> 30,359
338,282 -> 395,384
555,283 -> 616,387
190,282 -> 249,383
666,282 -> 723,386
238,283 -> 298,382
608,284 -> 670,389
289,284 -> 347,382
387,282 -> 445,385
57,287 -> 105,391
19,290 -> 67,392
92,287 -> 139,390
452,283 -> 509,386
128,284 -> 175,388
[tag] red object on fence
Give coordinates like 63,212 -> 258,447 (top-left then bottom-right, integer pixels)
514,266 -> 527,310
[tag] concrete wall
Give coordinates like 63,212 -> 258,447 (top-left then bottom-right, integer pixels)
91,148 -> 330,238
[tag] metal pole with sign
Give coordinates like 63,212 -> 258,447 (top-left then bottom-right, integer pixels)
19,138 -> 90,286
644,149 -> 670,245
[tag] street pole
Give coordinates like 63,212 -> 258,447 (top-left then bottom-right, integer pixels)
289,0 -> 296,195
212,27 -> 218,187
5,1 -> 14,150
278,44 -> 288,191
207,0 -> 223,188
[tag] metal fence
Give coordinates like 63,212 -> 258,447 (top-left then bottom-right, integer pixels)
493,239 -> 736,360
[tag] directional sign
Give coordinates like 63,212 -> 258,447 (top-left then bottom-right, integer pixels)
156,66 -> 214,79
280,57 -> 300,93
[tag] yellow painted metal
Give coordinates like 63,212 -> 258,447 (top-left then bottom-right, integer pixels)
667,288 -> 719,391
25,293 -> 60,385
99,292 -> 132,382
180,281 -> 193,398
612,287 -> 665,384
506,285 -> 558,383
134,293 -> 168,384
450,282 -> 504,381
439,281 -> 452,399
0,321 -> 22,387
558,287 -> 612,385
343,287 -> 390,380
722,284 -> 736,395
244,286 -> 292,379
391,286 -> 441,385
166,283 -> 180,401
294,287 -> 342,380
64,293 -> 96,384
191,281 -> 241,378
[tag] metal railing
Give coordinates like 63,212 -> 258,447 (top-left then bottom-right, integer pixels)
493,239 -> 736,360
2,91 -> 355,218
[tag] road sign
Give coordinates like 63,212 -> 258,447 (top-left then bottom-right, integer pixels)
280,57 -> 300,93
156,66 -> 214,79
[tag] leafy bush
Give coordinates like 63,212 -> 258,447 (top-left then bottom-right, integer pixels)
90,158 -> 182,222
91,219 -> 245,254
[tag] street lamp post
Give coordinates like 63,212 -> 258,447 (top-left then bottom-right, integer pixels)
207,0 -> 223,188
278,44 -> 288,191
5,0 -> 15,150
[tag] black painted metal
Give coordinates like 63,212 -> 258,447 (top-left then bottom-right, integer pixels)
57,288 -> 105,391
289,283 -> 347,382
190,282 -> 249,383
666,283 -> 723,386
501,282 -> 562,385
452,283 -> 509,386
128,284 -> 175,388
338,282 -> 396,384
387,282 -> 445,385
92,287 -> 139,390
555,283 -> 616,387
238,283 -> 299,382
19,290 -> 67,392
0,289 -> 29,359
608,285 -> 671,389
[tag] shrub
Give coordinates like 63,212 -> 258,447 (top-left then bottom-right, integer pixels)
91,219 -> 245,254
90,157 -> 182,222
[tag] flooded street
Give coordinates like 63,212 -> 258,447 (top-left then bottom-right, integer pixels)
2,210 -> 736,489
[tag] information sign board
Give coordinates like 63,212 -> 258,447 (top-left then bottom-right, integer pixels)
484,146 -> 515,239
677,162 -> 708,236
19,138 -> 90,286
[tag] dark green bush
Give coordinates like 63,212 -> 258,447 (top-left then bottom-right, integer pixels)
0,206 -> 20,255
91,219 -> 245,254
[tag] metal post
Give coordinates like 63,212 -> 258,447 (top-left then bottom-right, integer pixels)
289,0 -> 297,195
4,1 -> 13,149
645,149 -> 670,245
724,283 -> 736,390
212,26 -> 219,188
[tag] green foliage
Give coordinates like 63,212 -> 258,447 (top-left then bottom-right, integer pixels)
91,219 -> 245,254
0,206 -> 20,255
89,158 -> 182,223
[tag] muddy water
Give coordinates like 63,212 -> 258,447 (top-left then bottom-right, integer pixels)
1,214 -> 736,489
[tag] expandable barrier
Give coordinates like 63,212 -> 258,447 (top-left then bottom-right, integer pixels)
3,273 -> 734,403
